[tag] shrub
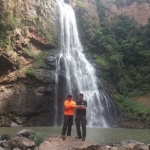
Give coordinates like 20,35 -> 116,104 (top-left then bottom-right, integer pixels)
112,94 -> 150,122
76,0 -> 87,11
29,131 -> 48,146
26,67 -> 36,75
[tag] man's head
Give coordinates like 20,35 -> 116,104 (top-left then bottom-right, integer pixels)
79,93 -> 84,100
68,95 -> 72,100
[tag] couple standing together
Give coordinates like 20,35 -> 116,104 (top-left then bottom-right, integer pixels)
62,93 -> 87,141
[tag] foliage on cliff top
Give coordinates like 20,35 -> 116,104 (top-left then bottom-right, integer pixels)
75,0 -> 150,121
0,0 -> 17,49
114,0 -> 150,8
90,14 -> 150,97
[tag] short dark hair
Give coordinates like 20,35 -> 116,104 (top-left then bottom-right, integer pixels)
68,95 -> 72,97
79,93 -> 84,96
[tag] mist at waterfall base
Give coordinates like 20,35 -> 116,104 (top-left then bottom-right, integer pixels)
54,0 -> 122,127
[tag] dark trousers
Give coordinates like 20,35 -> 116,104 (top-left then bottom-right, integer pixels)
75,115 -> 87,138
62,115 -> 73,136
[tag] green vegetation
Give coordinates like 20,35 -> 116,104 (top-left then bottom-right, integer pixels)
26,67 -> 36,75
76,0 -> 87,11
76,0 -> 150,121
29,131 -> 48,146
36,3 -> 44,15
25,51 -> 49,75
0,0 -> 17,49
113,94 -> 150,122
34,51 -> 49,66
22,45 -> 36,58
90,14 -> 150,97
92,54 -> 109,70
75,4 -> 99,46
29,3 -> 57,44
114,0 -> 150,8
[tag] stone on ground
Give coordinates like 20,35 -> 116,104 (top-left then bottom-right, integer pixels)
17,129 -> 34,138
7,136 -> 35,150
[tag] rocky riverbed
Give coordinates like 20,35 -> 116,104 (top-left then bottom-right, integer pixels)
0,129 -> 150,150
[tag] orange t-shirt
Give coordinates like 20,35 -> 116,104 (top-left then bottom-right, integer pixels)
64,100 -> 76,115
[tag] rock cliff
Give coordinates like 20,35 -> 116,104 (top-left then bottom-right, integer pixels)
0,0 -> 59,126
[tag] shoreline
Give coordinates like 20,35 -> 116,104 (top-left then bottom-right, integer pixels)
0,129 -> 150,150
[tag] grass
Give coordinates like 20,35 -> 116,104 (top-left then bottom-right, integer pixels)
113,94 -> 150,122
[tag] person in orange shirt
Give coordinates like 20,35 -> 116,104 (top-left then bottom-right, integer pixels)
62,95 -> 78,140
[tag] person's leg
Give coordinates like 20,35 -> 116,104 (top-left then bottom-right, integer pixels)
67,115 -> 73,136
75,116 -> 82,139
62,115 -> 68,139
67,125 -> 72,136
81,116 -> 87,141
62,123 -> 67,135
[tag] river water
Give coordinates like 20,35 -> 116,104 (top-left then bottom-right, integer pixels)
1,127 -> 150,145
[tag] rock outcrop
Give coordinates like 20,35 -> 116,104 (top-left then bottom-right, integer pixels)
8,136 -> 35,150
36,136 -> 101,150
104,140 -> 150,150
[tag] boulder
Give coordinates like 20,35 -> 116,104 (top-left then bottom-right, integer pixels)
0,140 -> 6,147
0,134 -> 11,140
120,140 -> 150,150
0,147 -> 4,150
111,147 -> 118,150
13,148 -> 21,150
17,129 -> 35,138
36,136 -> 102,150
7,136 -> 35,150
11,122 -> 20,127
101,140 -> 150,150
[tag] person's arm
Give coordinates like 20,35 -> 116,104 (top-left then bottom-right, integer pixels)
80,105 -> 87,109
78,101 -> 87,109
64,101 -> 76,109
75,105 -> 83,109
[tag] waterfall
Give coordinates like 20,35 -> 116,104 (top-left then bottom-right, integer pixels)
54,0 -> 120,127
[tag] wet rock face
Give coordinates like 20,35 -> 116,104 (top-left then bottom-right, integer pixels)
0,0 -> 59,126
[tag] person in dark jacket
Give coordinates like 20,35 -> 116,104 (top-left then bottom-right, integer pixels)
75,93 -> 87,141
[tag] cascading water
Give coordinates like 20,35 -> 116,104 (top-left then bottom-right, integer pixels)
54,0 -> 121,127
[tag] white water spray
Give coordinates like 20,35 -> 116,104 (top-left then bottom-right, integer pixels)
55,0 -> 118,127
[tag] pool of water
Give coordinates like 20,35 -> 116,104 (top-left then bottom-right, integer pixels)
0,127 -> 150,145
